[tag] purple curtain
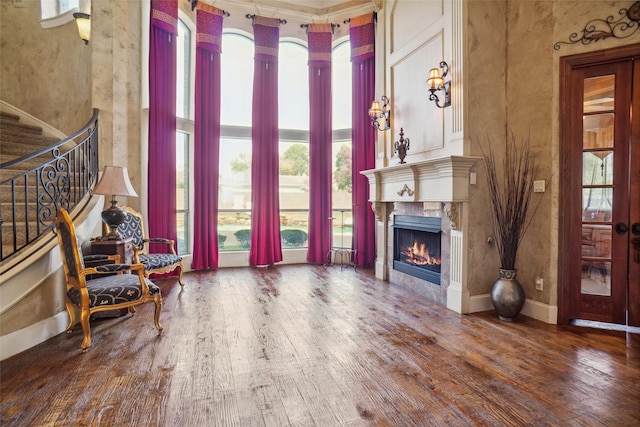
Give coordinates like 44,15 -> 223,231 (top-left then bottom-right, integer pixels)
306,24 -> 333,264
249,16 -> 283,266
148,0 -> 178,255
191,4 -> 224,270
350,14 -> 376,268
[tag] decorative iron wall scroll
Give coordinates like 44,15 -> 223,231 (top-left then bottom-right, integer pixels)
554,1 -> 640,50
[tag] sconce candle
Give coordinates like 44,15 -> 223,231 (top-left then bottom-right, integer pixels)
426,61 -> 451,108
369,95 -> 391,131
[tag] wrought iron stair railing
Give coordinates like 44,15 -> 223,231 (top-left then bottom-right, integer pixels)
0,109 -> 100,263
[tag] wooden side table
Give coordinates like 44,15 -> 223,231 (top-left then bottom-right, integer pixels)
89,238 -> 134,265
87,238 -> 134,319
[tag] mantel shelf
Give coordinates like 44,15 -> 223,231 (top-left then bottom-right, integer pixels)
360,156 -> 483,203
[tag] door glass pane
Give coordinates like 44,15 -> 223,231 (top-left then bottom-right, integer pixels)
582,188 -> 613,221
581,74 -> 614,296
581,261 -> 611,296
583,113 -> 614,149
583,75 -> 614,113
582,151 -> 613,186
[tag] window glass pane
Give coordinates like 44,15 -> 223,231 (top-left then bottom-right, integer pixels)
332,40 -> 352,130
176,132 -> 190,255
279,41 -> 309,130
218,137 -> 252,251
177,19 -> 191,119
221,34 -> 254,126
280,142 -> 309,247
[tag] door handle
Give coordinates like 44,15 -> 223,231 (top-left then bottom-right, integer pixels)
632,223 -> 640,236
615,222 -> 629,234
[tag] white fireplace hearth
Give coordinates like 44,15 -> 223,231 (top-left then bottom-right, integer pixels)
361,156 -> 481,313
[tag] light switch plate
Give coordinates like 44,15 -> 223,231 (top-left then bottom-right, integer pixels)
534,180 -> 545,193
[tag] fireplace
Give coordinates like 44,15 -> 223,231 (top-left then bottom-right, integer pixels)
393,215 -> 442,285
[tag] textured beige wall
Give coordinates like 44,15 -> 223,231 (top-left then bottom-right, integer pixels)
465,0 -> 638,303
0,0 -> 92,134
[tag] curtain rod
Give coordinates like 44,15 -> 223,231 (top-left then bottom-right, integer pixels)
246,14 -> 287,25
299,23 -> 340,33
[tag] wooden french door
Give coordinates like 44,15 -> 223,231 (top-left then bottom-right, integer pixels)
559,44 -> 640,327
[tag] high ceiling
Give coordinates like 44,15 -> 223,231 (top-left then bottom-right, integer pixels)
210,0 -> 374,18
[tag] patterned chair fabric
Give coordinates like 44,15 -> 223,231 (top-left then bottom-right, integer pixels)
55,208 -> 163,351
113,206 -> 184,286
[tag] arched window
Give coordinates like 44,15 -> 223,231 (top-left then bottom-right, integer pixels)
177,28 -> 352,259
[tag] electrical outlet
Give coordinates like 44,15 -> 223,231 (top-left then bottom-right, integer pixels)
535,277 -> 543,291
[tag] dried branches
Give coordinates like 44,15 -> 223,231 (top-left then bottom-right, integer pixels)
479,132 -> 540,270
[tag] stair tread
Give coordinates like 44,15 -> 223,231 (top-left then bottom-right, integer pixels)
0,112 -> 21,122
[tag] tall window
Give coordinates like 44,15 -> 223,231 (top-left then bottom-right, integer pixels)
331,40 -> 353,249
278,41 -> 310,249
218,33 -> 254,250
175,17 -> 192,255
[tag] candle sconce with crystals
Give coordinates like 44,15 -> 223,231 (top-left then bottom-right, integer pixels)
394,128 -> 410,164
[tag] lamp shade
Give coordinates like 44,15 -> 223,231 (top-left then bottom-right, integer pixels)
369,101 -> 382,117
427,68 -> 443,89
73,12 -> 91,44
93,166 -> 138,198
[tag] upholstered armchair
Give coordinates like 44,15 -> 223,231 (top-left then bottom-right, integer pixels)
55,208 -> 163,351
113,206 -> 185,286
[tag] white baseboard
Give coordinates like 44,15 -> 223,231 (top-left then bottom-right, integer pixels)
467,293 -> 558,324
0,311 -> 68,361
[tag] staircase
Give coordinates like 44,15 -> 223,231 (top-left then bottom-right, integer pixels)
0,108 -> 100,264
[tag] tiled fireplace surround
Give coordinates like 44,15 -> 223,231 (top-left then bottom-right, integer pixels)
362,156 -> 481,312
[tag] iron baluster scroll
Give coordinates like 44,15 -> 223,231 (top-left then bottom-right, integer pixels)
0,110 -> 99,261
554,1 -> 640,50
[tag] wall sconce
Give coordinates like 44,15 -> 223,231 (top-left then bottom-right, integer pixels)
368,96 -> 390,131
73,12 -> 91,45
426,61 -> 451,108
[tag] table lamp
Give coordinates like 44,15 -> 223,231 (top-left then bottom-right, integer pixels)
93,166 -> 138,240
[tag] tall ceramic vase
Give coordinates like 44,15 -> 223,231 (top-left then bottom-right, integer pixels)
490,268 -> 525,321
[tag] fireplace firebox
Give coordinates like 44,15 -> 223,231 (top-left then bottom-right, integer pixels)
393,215 -> 441,285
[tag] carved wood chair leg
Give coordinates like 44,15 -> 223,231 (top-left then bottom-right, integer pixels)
153,297 -> 163,332
79,309 -> 91,351
65,302 -> 76,332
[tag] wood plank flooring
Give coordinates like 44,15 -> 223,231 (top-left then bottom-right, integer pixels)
1,265 -> 639,426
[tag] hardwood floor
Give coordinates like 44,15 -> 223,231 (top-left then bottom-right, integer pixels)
1,265 -> 639,426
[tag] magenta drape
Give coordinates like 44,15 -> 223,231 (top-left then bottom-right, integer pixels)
350,14 -> 376,268
191,4 -> 224,270
249,16 -> 283,266
306,24 -> 333,264
148,0 -> 178,256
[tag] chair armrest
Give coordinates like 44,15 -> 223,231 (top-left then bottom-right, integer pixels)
143,238 -> 178,255
81,262 -> 146,276
83,254 -> 120,263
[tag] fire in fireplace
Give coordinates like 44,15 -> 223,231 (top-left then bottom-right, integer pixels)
393,215 -> 441,285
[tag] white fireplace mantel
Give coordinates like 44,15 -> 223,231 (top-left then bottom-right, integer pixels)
360,156 -> 483,203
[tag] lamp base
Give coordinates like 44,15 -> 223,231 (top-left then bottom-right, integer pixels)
101,206 -> 127,240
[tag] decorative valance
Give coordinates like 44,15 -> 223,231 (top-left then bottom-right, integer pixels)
151,0 -> 178,35
253,16 -> 281,62
196,3 -> 224,53
349,13 -> 375,63
307,24 -> 332,68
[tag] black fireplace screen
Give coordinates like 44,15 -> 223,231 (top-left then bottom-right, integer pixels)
393,215 -> 441,284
